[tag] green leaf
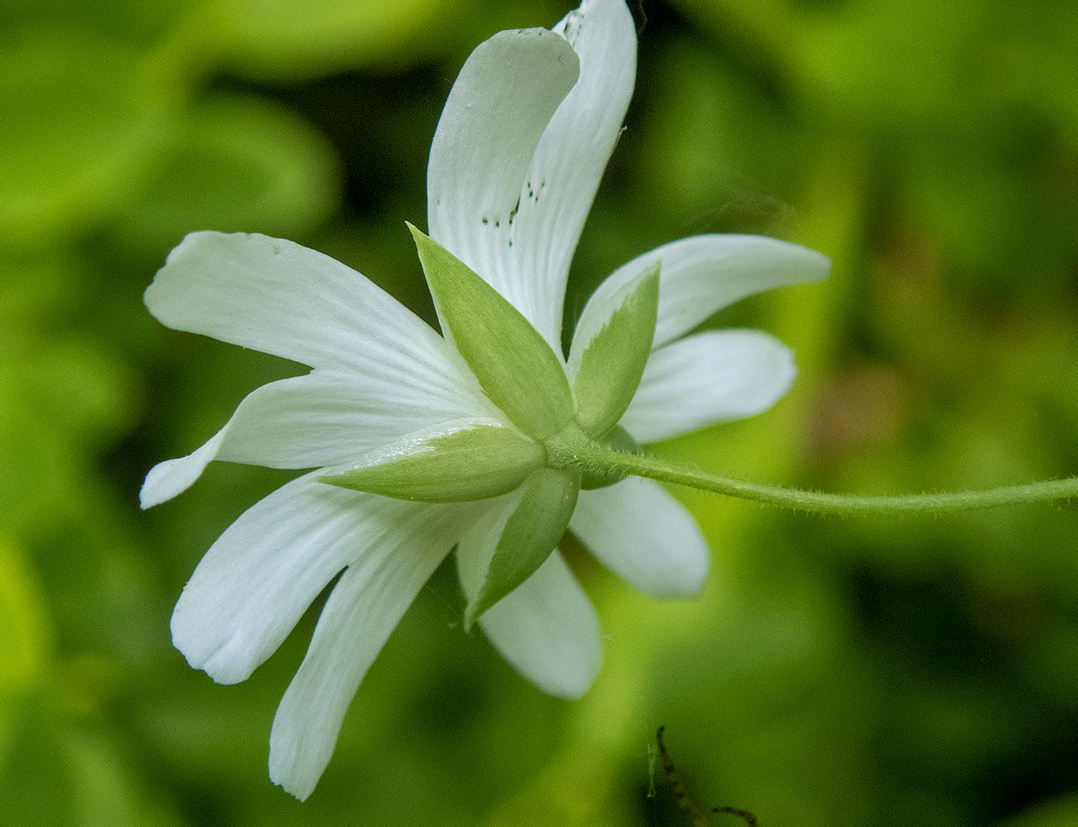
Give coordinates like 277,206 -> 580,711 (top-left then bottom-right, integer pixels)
409,224 -> 575,441
109,93 -> 340,255
464,467 -> 579,629
219,0 -> 455,80
0,539 -> 50,694
569,263 -> 660,437
321,422 -> 543,503
0,32 -> 164,250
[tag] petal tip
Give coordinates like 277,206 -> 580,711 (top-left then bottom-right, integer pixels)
138,459 -> 185,509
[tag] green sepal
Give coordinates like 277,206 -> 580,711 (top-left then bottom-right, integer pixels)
568,263 -> 660,437
320,422 -> 543,502
408,223 -> 575,441
580,425 -> 643,490
464,467 -> 580,629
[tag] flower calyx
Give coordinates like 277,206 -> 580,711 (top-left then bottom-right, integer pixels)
409,223 -> 575,442
321,420 -> 544,502
325,231 -> 662,624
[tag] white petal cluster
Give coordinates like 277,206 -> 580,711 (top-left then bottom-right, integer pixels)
141,0 -> 829,800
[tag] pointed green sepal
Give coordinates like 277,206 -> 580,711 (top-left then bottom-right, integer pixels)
320,422 -> 543,502
464,466 -> 579,629
568,263 -> 660,437
408,223 -> 575,440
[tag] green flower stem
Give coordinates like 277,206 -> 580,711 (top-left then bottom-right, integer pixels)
546,428 -> 1078,515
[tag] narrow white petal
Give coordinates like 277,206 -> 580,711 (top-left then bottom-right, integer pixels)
571,478 -> 708,599
139,368 -> 503,509
170,472 -> 445,686
428,0 -> 637,352
267,499 -> 482,800
478,551 -> 601,699
577,235 -> 830,350
621,330 -> 796,443
145,231 -> 469,376
495,0 -> 637,350
213,374 -> 503,468
426,27 -> 579,345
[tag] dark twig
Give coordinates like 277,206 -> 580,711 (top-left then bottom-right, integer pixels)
656,726 -> 758,827
713,805 -> 758,826
657,725 -> 709,826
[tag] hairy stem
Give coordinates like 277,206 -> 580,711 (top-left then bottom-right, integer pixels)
546,429 -> 1078,516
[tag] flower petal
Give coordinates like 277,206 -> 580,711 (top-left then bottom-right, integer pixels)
571,477 -> 708,599
578,235 -> 830,350
428,0 -> 637,352
145,231 -> 471,375
141,429 -> 226,510
267,497 -> 480,801
426,26 -> 579,346
496,0 -> 638,349
621,329 -> 796,444
140,369 -> 503,508
170,472 -> 446,686
478,551 -> 601,699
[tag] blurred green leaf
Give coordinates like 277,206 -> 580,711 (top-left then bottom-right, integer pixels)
1003,794 -> 1078,827
0,0 -> 194,49
0,30 -> 166,250
0,538 -> 50,703
218,0 -> 464,79
107,93 -> 341,254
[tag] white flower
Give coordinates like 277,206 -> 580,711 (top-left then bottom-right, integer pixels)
140,0 -> 829,801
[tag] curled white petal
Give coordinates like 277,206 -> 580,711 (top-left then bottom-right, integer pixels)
426,27 -> 579,347
577,235 -> 830,350
504,0 -> 638,350
571,478 -> 708,599
478,551 -> 601,699
621,329 -> 796,443
428,0 -> 637,352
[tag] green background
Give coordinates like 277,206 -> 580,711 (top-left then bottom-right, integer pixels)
2,0 -> 1076,823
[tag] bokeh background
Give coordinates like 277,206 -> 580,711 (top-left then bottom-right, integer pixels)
2,0 -> 1077,823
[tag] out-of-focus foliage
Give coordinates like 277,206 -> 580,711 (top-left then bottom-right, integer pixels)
0,0 -> 1075,824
